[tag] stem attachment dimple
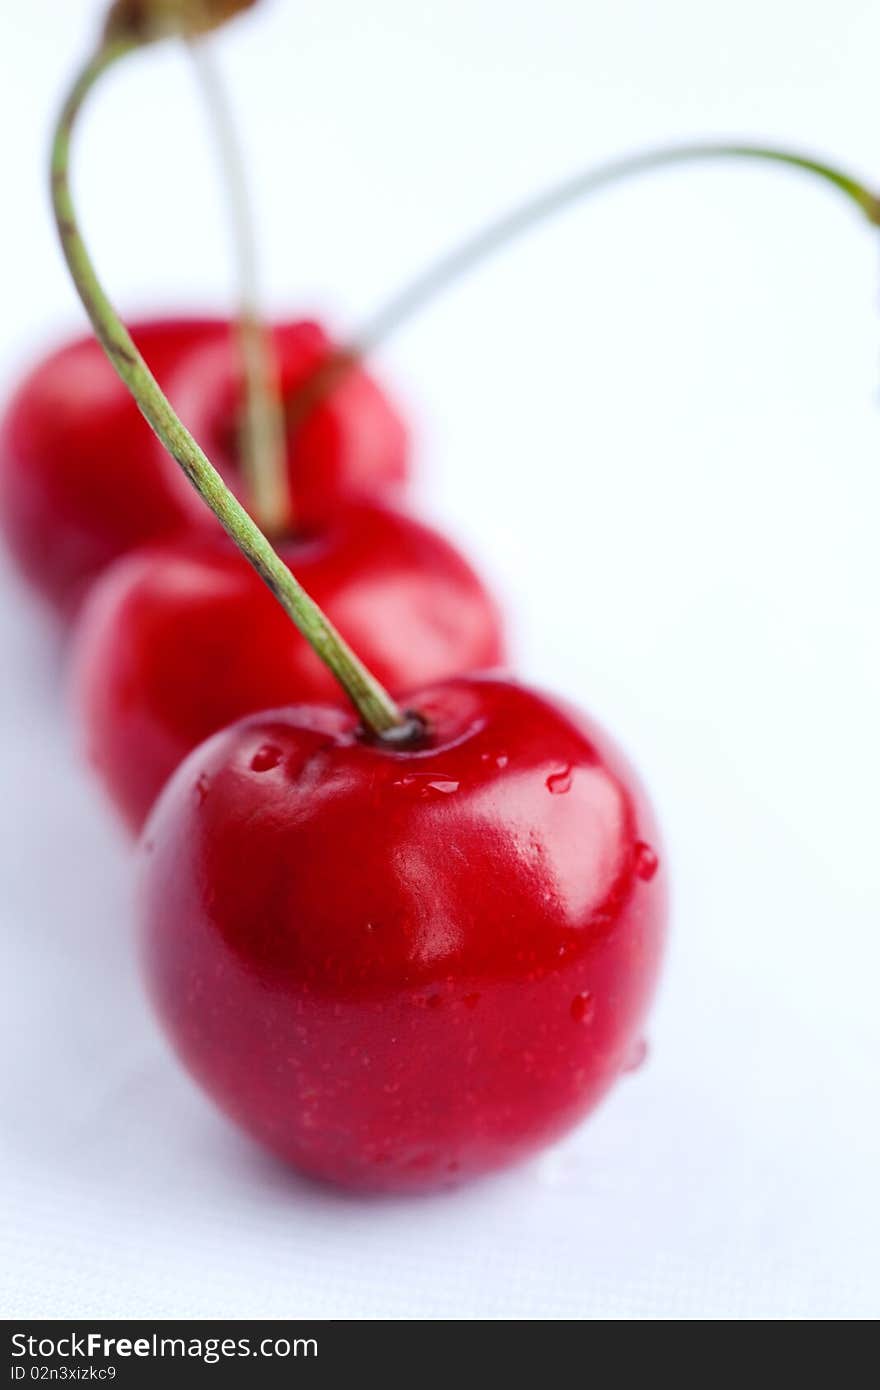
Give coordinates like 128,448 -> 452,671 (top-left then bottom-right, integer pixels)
50,38 -> 406,740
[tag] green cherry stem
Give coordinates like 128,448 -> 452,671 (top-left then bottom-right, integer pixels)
104,0 -> 289,532
352,142 -> 880,352
50,39 -> 406,739
282,141 -> 880,426
188,35 -> 291,535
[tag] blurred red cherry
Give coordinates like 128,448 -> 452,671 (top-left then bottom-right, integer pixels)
72,502 -> 505,831
0,317 -> 408,616
0,317 -> 227,615
166,319 -> 408,532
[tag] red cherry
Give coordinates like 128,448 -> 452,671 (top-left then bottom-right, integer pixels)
72,502 -> 505,832
139,675 -> 666,1193
0,318 -> 229,615
164,320 -> 408,530
0,318 -> 408,616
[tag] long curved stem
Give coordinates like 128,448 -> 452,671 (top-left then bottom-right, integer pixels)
353,142 -> 880,352
188,36 -> 291,534
282,141 -> 880,430
51,41 -> 405,738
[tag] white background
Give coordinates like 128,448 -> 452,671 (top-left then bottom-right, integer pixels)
1,0 -> 879,1320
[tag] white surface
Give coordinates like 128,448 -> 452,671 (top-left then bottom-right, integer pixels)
2,0 -> 879,1321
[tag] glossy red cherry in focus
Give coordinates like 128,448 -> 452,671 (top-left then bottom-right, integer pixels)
157,319 -> 408,531
139,675 -> 666,1194
0,318 -> 229,614
0,317 -> 408,615
72,502 -> 505,831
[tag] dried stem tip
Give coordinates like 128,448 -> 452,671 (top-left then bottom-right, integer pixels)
104,0 -> 258,43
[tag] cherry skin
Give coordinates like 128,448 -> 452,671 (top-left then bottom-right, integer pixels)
0,318 -> 408,616
0,318 -> 229,615
139,674 -> 666,1194
165,319 -> 408,531
72,502 -> 505,832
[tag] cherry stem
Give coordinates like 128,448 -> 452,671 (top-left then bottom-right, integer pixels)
50,38 -> 405,740
353,142 -> 880,351
283,141 -> 880,423
187,36 -> 292,536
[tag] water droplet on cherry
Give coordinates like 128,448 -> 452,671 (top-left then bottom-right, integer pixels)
570,990 -> 595,1024
427,779 -> 459,794
623,1038 -> 648,1073
195,773 -> 210,804
251,743 -> 283,773
635,841 -> 659,880
546,766 -> 573,795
